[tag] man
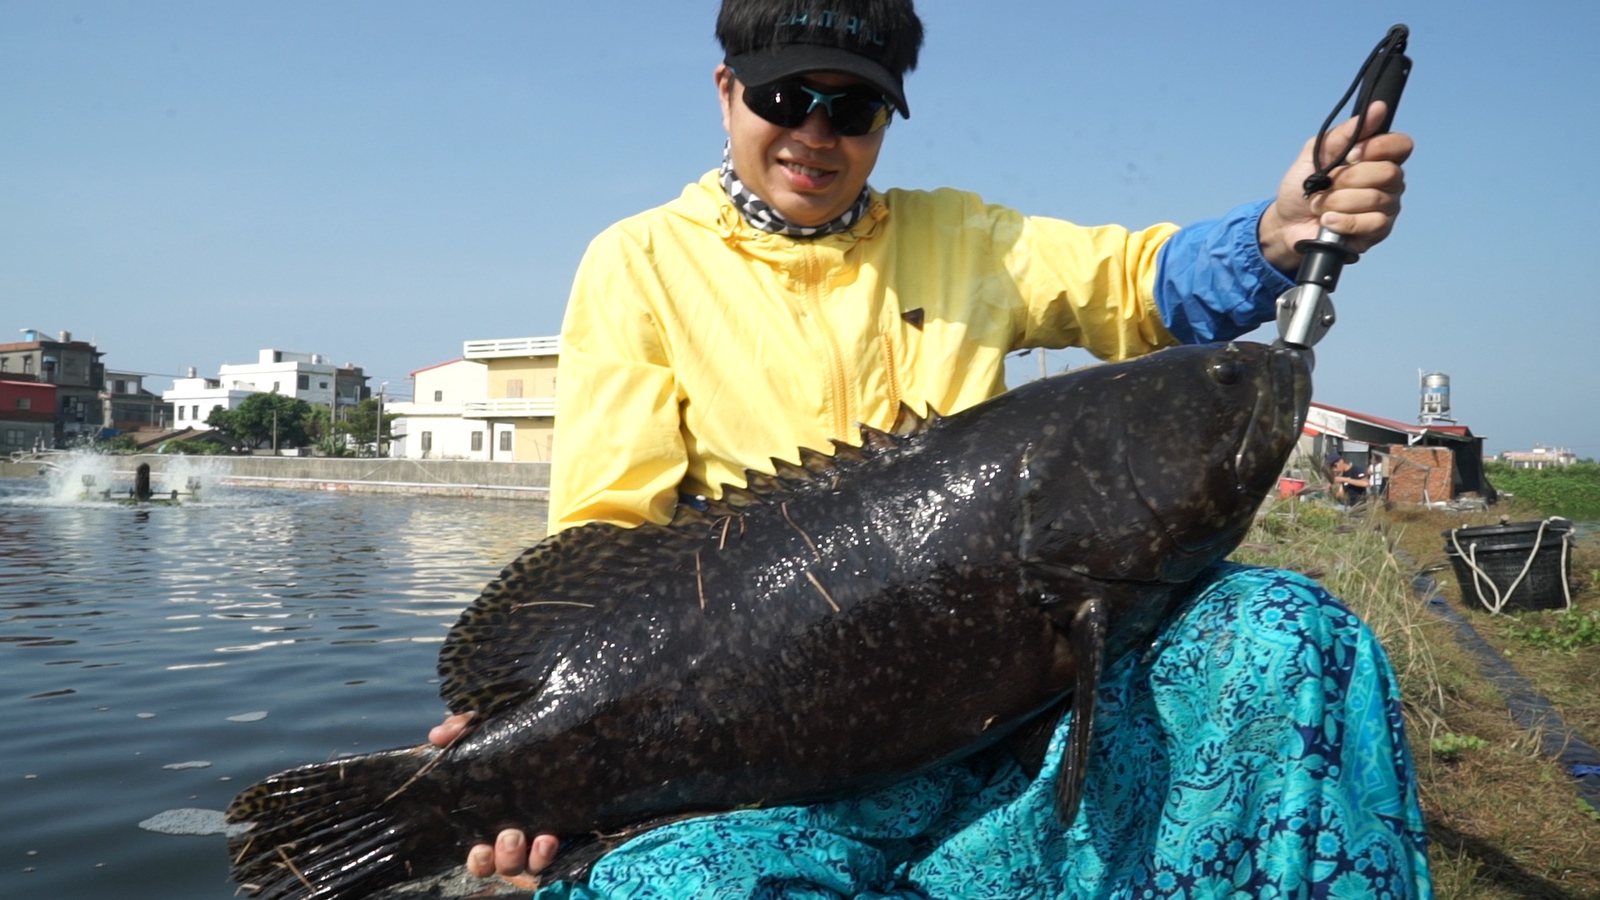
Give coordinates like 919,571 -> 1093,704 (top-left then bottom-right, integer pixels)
431,2 -> 1427,896
1330,452 -> 1372,505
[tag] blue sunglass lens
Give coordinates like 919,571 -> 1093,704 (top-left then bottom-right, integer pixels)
743,81 -> 891,136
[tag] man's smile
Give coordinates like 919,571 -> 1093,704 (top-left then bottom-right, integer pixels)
777,158 -> 838,190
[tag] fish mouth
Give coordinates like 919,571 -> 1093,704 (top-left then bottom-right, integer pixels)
1134,344 -> 1312,560
1232,345 -> 1312,496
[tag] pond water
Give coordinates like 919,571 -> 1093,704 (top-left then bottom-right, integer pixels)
0,469 -> 547,899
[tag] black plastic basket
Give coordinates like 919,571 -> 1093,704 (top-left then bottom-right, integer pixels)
1443,518 -> 1574,613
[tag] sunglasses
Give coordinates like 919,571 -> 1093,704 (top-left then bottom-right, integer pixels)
739,79 -> 894,137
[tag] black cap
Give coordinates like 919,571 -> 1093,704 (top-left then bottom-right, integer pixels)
724,9 -> 912,117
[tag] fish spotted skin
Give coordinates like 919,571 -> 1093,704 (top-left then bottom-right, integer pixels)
226,342 -> 1311,900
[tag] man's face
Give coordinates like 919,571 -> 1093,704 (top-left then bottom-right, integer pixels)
716,64 -> 887,228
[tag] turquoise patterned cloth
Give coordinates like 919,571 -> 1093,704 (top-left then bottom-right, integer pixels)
534,564 -> 1432,899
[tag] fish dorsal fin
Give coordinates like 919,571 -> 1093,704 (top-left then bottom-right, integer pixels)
769,457 -> 817,486
717,484 -> 763,509
742,469 -> 785,496
891,401 -> 935,436
797,446 -> 836,475
829,438 -> 868,463
437,521 -> 692,718
703,498 -> 739,519
858,423 -> 901,453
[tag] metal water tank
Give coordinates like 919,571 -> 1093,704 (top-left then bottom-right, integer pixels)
1420,372 -> 1452,423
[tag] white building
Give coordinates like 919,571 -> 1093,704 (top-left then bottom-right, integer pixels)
1501,444 -> 1578,469
388,359 -> 494,460
388,336 -> 558,461
163,349 -> 371,429
163,369 -> 255,428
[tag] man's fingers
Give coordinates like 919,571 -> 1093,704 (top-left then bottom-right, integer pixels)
464,830 -> 558,885
493,829 -> 528,876
1305,101 -> 1413,174
467,843 -> 495,878
1349,131 -> 1414,167
1320,100 -> 1389,161
1318,210 -> 1397,249
1314,187 -> 1401,219
427,712 -> 474,748
528,834 -> 560,872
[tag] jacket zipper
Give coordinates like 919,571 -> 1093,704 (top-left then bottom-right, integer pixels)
805,245 -> 852,440
880,333 -> 903,415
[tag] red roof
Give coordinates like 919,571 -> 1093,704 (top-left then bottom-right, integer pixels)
1308,401 -> 1476,440
409,358 -> 465,377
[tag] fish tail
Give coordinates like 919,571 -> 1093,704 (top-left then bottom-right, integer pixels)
225,745 -> 450,900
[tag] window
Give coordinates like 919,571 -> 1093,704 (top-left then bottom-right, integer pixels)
471,431 -> 483,452
0,357 -> 7,372
192,405 -> 200,421
434,390 -> 443,402
319,381 -> 328,389
499,430 -> 512,452
23,357 -> 33,374
420,431 -> 433,452
178,406 -> 185,421
505,379 -> 523,399
3,429 -> 22,447
297,374 -> 309,390
272,381 -> 280,392
15,397 -> 29,410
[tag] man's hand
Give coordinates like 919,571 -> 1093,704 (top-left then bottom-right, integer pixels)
429,713 -> 560,888
1259,101 -> 1414,272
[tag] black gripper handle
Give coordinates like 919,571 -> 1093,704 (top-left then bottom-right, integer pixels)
1354,25 -> 1411,135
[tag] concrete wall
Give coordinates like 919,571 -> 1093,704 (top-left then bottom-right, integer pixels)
2,453 -> 550,501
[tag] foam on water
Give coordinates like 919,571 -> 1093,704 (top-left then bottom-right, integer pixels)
2,451 -> 286,509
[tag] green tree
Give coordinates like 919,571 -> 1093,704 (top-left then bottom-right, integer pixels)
304,405 -> 333,442
337,397 -> 399,456
207,393 -> 315,449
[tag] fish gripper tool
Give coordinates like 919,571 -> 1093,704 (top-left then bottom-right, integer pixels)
1275,24 -> 1412,356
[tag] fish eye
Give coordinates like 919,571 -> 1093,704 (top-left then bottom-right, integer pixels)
1208,358 -> 1243,385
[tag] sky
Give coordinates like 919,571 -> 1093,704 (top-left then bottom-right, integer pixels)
2,0 -> 1596,454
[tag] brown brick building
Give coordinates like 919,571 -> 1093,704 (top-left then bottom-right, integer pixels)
0,329 -> 105,445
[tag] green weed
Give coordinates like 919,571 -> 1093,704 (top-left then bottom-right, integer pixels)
1503,610 -> 1600,652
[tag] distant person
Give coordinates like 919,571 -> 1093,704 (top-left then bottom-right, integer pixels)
429,1 -> 1429,897
1329,452 -> 1371,505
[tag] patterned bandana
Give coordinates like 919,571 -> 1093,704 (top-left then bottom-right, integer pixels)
719,143 -> 871,238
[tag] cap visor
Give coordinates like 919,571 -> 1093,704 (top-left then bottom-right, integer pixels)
726,45 -> 909,118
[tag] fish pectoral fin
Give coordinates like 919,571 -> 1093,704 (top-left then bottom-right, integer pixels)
1054,596 -> 1106,828
1008,696 -> 1068,781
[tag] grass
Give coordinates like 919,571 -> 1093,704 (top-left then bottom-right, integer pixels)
1229,500 -> 1600,898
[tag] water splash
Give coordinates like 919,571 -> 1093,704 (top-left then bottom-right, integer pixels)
3,451 -> 283,509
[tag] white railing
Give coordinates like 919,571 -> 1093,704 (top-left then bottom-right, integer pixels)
462,336 -> 560,359
462,398 -> 557,418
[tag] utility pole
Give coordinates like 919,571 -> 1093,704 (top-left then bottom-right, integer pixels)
271,409 -> 279,454
375,383 -> 387,458
1039,348 -> 1047,380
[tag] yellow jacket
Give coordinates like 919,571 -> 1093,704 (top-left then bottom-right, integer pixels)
549,171 -> 1180,533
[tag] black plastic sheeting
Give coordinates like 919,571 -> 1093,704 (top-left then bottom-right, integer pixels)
1413,575 -> 1600,812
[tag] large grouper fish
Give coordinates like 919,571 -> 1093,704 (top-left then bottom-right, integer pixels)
226,341 -> 1311,899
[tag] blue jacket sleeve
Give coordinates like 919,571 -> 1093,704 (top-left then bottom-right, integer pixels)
1154,199 -> 1295,344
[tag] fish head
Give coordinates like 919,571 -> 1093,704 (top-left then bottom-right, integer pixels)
1018,342 -> 1311,583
